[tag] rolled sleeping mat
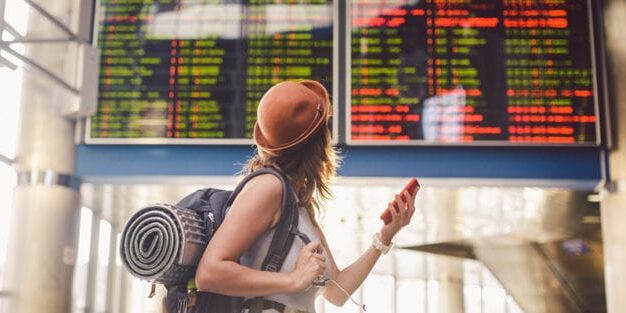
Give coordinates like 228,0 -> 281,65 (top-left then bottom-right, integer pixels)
120,204 -> 210,285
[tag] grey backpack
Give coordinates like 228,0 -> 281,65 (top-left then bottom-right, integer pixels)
120,167 -> 300,313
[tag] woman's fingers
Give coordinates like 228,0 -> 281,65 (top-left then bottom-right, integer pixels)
404,191 -> 417,219
304,241 -> 326,270
395,193 -> 406,210
385,188 -> 417,227
388,192 -> 412,226
404,190 -> 415,206
395,193 -> 412,223
292,240 -> 329,290
389,202 -> 400,223
315,258 -> 325,269
311,258 -> 326,276
405,191 -> 416,216
303,241 -> 324,254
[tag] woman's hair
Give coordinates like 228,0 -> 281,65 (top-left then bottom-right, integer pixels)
243,126 -> 340,222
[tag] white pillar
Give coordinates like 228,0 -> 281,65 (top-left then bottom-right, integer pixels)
601,192 -> 626,313
105,225 -> 120,313
601,1 -> 626,312
433,189 -> 464,313
1,0 -> 82,312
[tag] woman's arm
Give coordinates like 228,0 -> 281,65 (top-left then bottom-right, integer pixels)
322,190 -> 416,306
195,174 -> 326,296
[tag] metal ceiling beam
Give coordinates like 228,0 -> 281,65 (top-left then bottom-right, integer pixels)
21,0 -> 77,40
0,53 -> 17,69
0,0 -> 90,93
0,41 -> 80,94
3,38 -> 76,44
0,0 -> 5,35
0,153 -> 14,165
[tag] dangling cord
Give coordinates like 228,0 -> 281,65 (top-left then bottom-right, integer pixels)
148,282 -> 156,298
325,279 -> 366,311
292,229 -> 366,310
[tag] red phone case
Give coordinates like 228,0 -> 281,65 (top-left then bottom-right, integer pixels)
380,178 -> 420,225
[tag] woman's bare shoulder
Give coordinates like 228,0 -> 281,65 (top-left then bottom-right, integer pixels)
240,173 -> 283,197
230,173 -> 284,226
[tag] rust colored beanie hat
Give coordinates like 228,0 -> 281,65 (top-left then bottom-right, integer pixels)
253,80 -> 330,154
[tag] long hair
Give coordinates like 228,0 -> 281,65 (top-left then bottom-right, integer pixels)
243,126 -> 340,222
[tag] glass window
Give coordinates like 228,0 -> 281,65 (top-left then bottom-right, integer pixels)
426,279 -> 439,313
0,68 -> 22,160
397,278 -> 426,313
72,207 -> 94,313
481,267 -> 506,313
3,0 -> 29,38
116,233 -> 122,267
0,164 -> 17,288
0,1 -> 28,301
95,220 -> 112,313
482,286 -> 506,313
463,284 -> 482,313
0,0 -> 28,160
394,250 -> 426,279
362,274 -> 394,312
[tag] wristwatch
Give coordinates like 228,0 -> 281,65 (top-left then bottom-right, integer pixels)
372,233 -> 393,254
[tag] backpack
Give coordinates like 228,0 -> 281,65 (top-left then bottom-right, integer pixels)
120,167 -> 300,313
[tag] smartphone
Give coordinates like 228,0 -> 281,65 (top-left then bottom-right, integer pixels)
380,178 -> 420,225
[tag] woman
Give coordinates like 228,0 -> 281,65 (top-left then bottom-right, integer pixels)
194,80 -> 417,313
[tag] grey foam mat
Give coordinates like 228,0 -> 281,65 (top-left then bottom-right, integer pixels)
120,204 -> 209,285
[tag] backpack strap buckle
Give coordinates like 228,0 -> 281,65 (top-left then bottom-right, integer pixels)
265,253 -> 283,272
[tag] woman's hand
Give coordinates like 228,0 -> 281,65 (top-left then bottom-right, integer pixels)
288,241 -> 327,292
380,190 -> 416,244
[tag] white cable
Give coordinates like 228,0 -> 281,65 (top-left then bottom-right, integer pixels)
326,279 -> 366,311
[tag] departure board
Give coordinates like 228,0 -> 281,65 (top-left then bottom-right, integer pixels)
350,0 -> 600,145
89,0 -> 334,143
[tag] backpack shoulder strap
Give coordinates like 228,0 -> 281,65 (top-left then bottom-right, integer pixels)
225,167 -> 298,214
228,167 -> 300,313
226,167 -> 300,272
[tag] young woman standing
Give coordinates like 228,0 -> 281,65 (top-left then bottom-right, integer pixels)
194,80 -> 417,313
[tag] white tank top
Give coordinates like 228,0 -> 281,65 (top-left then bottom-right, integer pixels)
240,208 -> 332,313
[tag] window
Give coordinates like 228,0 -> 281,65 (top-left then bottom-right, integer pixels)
94,220 -> 112,313
363,274 -> 395,312
397,279 -> 426,313
0,164 -> 17,289
0,0 -> 29,296
72,207 -> 94,313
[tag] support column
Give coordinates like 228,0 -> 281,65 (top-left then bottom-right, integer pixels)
1,0 -> 81,312
84,213 -> 101,313
438,258 -> 464,313
105,224 -> 119,313
2,77 -> 81,312
433,189 -> 464,313
601,1 -> 626,312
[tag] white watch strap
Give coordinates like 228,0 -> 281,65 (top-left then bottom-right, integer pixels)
372,233 -> 393,254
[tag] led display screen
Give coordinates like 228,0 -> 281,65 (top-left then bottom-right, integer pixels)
89,0 -> 601,146
350,0 -> 599,145
89,0 -> 334,143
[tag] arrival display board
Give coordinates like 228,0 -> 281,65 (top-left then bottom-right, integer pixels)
350,0 -> 600,145
89,0 -> 334,143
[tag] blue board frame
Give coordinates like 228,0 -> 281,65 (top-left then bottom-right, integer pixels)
76,144 -> 603,182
